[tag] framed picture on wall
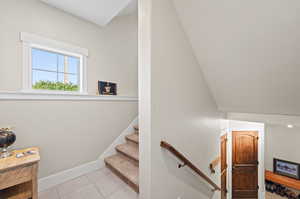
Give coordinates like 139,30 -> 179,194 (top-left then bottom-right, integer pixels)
98,81 -> 117,95
274,158 -> 300,180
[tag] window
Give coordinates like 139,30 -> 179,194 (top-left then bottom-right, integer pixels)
21,32 -> 88,94
31,48 -> 80,92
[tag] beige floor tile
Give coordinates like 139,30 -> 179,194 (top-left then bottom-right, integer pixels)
107,186 -> 139,199
94,172 -> 124,197
60,184 -> 104,199
122,186 -> 139,199
86,168 -> 111,184
39,167 -> 139,199
57,175 -> 91,197
39,187 -> 60,199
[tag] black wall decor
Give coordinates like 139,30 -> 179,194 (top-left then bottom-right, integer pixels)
274,159 -> 300,180
98,81 -> 117,95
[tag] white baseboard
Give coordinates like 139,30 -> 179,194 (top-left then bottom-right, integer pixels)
39,160 -> 99,192
38,116 -> 138,192
97,117 -> 138,168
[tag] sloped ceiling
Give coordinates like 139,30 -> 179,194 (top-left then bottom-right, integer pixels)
40,0 -> 135,26
118,0 -> 137,16
173,0 -> 300,115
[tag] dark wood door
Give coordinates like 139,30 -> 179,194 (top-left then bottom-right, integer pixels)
232,131 -> 258,199
221,134 -> 227,199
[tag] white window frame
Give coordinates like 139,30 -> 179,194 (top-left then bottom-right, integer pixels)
20,32 -> 88,95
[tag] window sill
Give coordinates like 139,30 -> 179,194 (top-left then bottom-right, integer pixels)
21,89 -> 89,95
0,91 -> 138,102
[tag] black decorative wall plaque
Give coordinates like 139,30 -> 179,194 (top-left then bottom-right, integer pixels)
98,81 -> 117,95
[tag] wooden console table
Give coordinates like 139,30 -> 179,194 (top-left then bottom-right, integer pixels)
266,170 -> 300,190
0,147 -> 40,199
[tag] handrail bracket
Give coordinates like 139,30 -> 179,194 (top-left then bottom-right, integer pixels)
178,163 -> 187,168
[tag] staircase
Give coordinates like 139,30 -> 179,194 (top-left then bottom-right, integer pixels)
104,126 -> 139,193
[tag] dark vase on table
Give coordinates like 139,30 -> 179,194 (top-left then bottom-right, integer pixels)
0,129 -> 16,158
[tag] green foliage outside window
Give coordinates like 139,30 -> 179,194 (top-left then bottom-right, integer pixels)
32,81 -> 79,91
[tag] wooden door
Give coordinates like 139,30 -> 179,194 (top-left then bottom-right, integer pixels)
232,131 -> 258,199
221,134 -> 227,199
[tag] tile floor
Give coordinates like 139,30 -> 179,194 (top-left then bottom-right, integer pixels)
39,167 -> 139,199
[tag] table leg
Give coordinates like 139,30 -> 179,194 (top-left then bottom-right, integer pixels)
31,164 -> 38,199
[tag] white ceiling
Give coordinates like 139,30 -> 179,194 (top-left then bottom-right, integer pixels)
118,0 -> 137,16
173,0 -> 300,115
40,0 -> 135,26
227,112 -> 300,127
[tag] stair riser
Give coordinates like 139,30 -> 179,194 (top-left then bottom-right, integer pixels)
105,162 -> 139,193
125,138 -> 139,146
119,153 -> 139,167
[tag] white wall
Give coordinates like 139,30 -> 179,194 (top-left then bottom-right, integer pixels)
0,101 -> 137,178
265,124 -> 300,171
0,0 -> 138,178
140,0 -> 222,198
0,0 -> 138,96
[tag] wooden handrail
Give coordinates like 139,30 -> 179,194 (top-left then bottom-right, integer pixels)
160,141 -> 221,192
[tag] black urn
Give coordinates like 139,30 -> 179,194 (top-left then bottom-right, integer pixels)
0,129 -> 16,158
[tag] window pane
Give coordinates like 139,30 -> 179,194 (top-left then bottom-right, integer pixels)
32,48 -> 59,71
58,73 -> 79,91
32,70 -> 57,84
32,70 -> 59,90
68,56 -> 80,74
57,73 -> 64,83
57,73 -> 78,84
57,56 -> 79,74
68,74 -> 78,85
57,55 -> 65,73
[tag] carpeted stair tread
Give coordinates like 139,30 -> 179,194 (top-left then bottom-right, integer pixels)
126,133 -> 139,144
